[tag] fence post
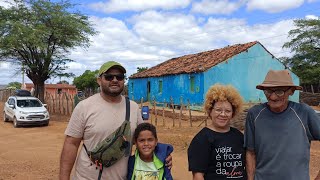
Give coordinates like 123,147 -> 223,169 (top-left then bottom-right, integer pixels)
52,94 -> 55,113
63,93 -> 66,115
150,99 -> 153,124
188,99 -> 192,127
153,99 -> 157,126
162,100 -> 165,127
45,92 -> 50,113
170,96 -> 175,127
72,94 -> 75,111
65,93 -> 69,115
140,97 -> 143,109
58,94 -> 60,113
70,94 -> 74,114
179,96 -> 182,127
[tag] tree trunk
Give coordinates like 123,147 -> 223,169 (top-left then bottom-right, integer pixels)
33,81 -> 45,103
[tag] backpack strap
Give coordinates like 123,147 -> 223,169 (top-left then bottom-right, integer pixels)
125,96 -> 130,121
83,96 -> 131,180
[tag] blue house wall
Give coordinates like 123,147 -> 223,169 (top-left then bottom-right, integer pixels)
128,78 -> 148,101
128,73 -> 204,105
203,43 -> 300,103
129,43 -> 300,106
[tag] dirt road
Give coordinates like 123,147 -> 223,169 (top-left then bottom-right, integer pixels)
0,102 -> 320,180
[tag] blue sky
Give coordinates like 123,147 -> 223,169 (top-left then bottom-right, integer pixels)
0,0 -> 319,85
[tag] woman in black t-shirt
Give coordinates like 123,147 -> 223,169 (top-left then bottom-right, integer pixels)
188,84 -> 247,180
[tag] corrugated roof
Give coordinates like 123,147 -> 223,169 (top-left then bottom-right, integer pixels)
130,41 -> 259,79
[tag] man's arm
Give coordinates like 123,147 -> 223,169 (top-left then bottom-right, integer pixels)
192,172 -> 204,180
246,149 -> 256,180
59,135 -> 82,180
315,171 -> 320,180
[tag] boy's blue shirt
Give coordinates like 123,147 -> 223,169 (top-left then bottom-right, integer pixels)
127,143 -> 174,180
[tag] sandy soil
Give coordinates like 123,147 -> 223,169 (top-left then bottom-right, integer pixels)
0,102 -> 320,180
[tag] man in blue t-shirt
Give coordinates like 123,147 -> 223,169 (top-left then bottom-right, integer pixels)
244,69 -> 320,180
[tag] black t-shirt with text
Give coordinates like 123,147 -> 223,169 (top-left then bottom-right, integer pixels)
188,127 -> 247,180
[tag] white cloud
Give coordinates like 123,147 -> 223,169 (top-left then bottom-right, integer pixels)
89,0 -> 191,13
0,0 -> 14,8
0,7 -> 300,84
82,11 -> 295,78
130,11 -> 211,52
65,14 -> 180,80
0,62 -> 31,85
203,18 -> 295,57
191,0 -> 243,15
246,0 -> 304,13
305,15 -> 319,19
61,11 -> 214,79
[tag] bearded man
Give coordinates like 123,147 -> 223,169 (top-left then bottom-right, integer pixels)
60,61 -> 172,180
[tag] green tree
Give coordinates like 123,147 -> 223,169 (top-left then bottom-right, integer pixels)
0,0 -> 97,102
137,67 -> 148,73
56,72 -> 75,84
73,70 -> 99,93
57,80 -> 69,84
278,57 -> 291,70
6,81 -> 21,89
283,19 -> 320,85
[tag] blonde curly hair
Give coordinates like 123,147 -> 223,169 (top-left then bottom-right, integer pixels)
204,84 -> 243,118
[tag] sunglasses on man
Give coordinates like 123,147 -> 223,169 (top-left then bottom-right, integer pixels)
102,74 -> 125,81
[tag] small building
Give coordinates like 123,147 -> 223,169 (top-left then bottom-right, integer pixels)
128,41 -> 300,106
24,83 -> 77,97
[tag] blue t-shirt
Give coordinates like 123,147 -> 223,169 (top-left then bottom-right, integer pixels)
244,101 -> 320,180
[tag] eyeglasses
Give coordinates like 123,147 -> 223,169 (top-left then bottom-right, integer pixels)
102,74 -> 125,81
263,88 -> 291,97
213,108 -> 233,116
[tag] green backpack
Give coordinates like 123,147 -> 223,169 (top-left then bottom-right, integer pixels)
83,97 -> 131,180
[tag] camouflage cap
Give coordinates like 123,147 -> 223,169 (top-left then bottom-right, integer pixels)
98,61 -> 126,76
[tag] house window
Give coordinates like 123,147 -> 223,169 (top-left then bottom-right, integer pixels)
159,80 -> 163,93
58,89 -> 62,94
190,76 -> 195,92
131,82 -> 134,92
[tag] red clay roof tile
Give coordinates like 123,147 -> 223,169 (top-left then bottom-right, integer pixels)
130,41 -> 259,78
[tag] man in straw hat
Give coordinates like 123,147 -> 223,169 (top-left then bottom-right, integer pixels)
244,69 -> 320,180
59,61 -> 172,180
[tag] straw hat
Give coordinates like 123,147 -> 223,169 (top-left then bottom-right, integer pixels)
256,69 -> 302,90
